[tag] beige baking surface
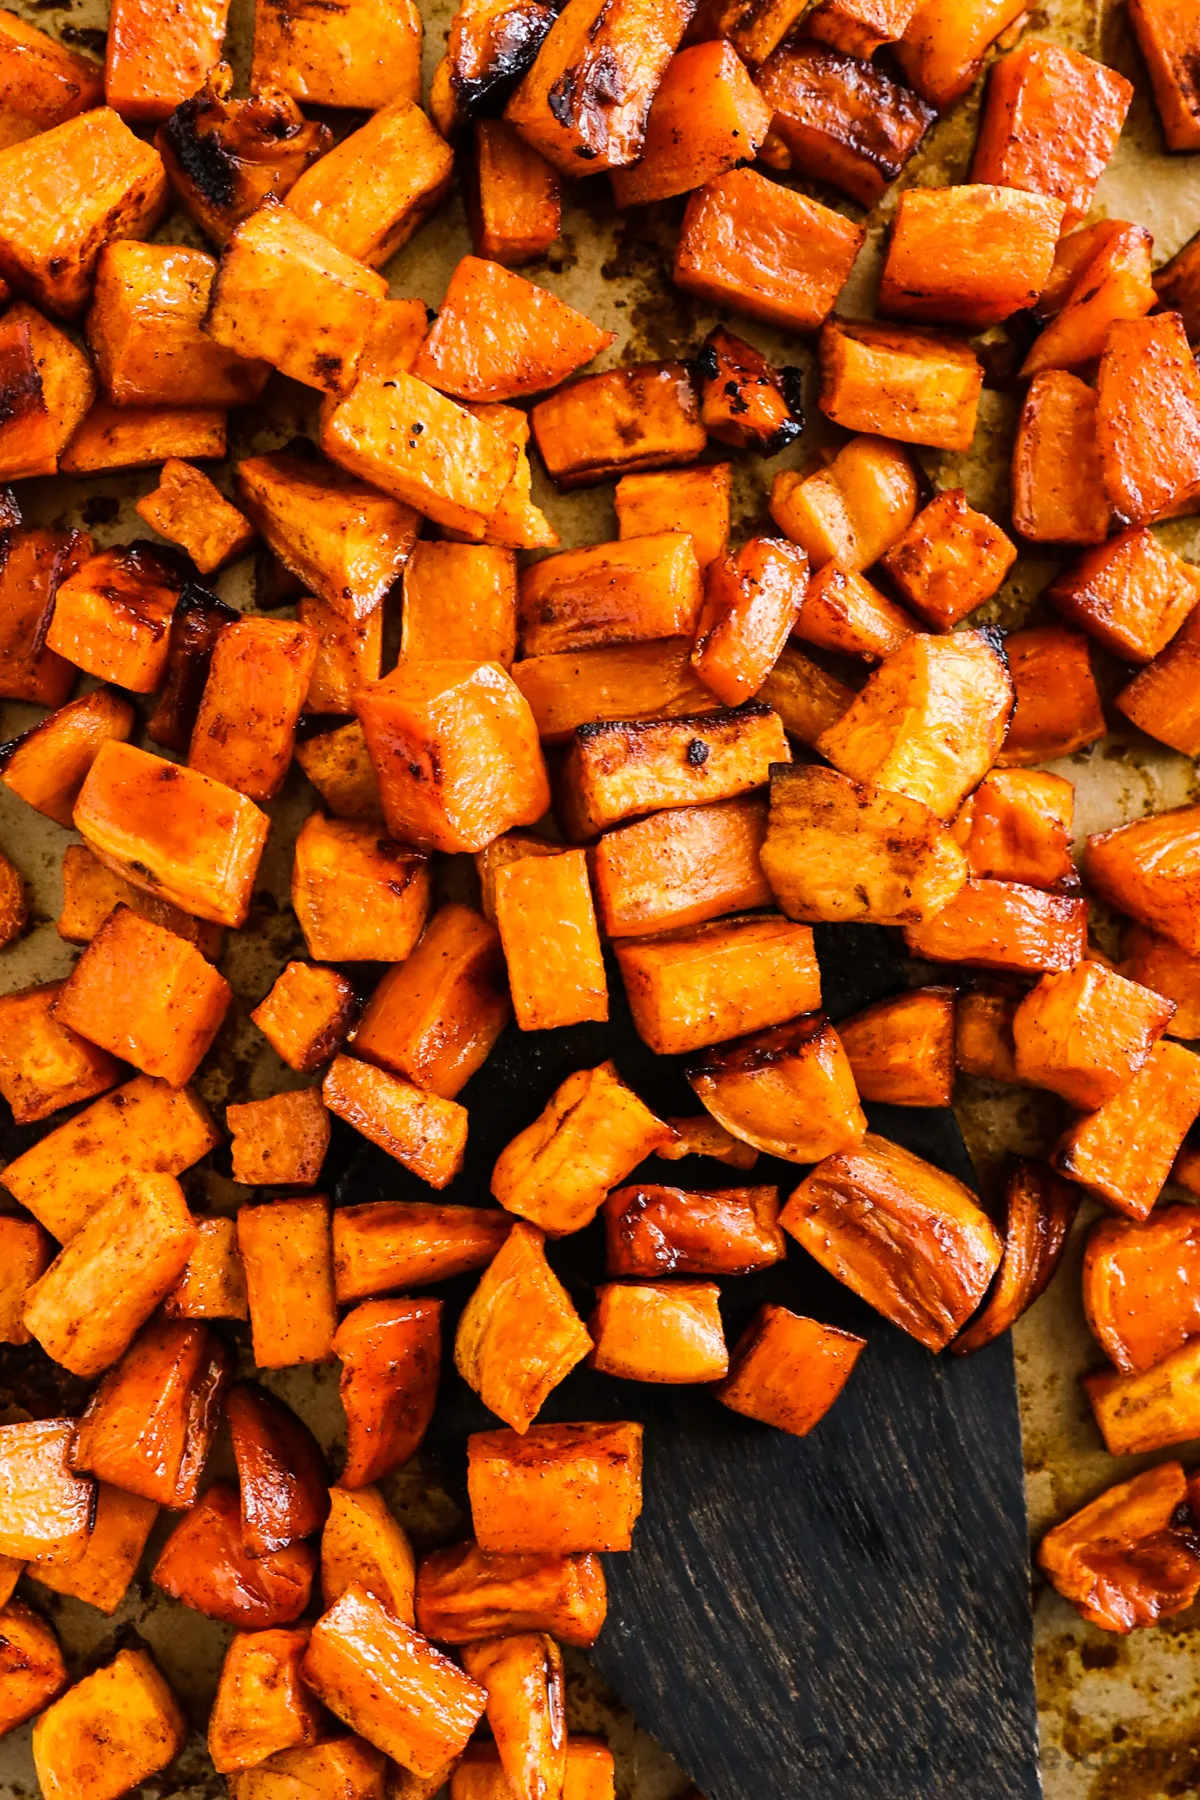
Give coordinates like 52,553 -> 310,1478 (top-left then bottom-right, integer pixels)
1,0 -> 1199,1795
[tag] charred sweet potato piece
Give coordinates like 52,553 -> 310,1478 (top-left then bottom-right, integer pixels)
592,796 -> 771,937
615,465 -> 731,574
769,435 -> 917,575
237,1197 -> 336,1370
904,879 -> 1088,974
696,330 -> 801,459
458,1634 -> 565,1800
494,850 -> 607,1032
806,0 -> 918,56
880,491 -> 1016,632
1053,1039 -> 1200,1219
1123,926 -> 1200,1038
718,1305 -> 865,1435
401,543 -> 516,669
74,739 -> 270,930
675,168 -> 863,335
519,535 -> 701,658
492,1060 -> 672,1236
589,1281 -> 727,1384
616,914 -> 818,1058
1,1074 -> 217,1245
782,1133 -> 1003,1351
688,1017 -> 866,1164
46,541 -> 185,694
0,109 -> 167,318
284,99 -> 452,270
1083,1205 -> 1200,1376
226,1384 -> 328,1557
357,661 -> 548,854
880,185 -> 1064,330
703,0 -> 806,65
1116,604 -> 1200,755
155,66 -> 331,247
530,366 -> 704,490
1087,1341 -> 1200,1456
354,905 -> 509,1097
1039,1462 -> 1200,1633
209,1629 -> 323,1774
0,982 -> 120,1126
818,318 -> 984,453
1086,805 -> 1200,957
163,1216 -> 248,1321
455,1222 -> 591,1431
292,815 -> 430,963
227,1089 -> 329,1187
304,1586 -> 485,1776
32,1649 -> 184,1799
1049,527 -> 1200,663
468,1422 -> 643,1555
415,257 -> 612,403
0,1218 -> 52,1346
838,988 -> 955,1108
1023,226 -> 1154,380
188,615 -> 316,802
144,585 -> 238,754
251,962 -> 357,1075
893,0 -> 1026,108
415,1541 -> 606,1646
153,1481 -> 315,1626
755,41 -> 933,209
59,399 -> 226,473
27,1483 -> 157,1615
323,1057 -> 469,1189
0,527 -> 89,707
998,624 -> 1105,767
251,0 -> 421,109
603,1183 -> 781,1277
437,0 -> 557,128
795,564 -> 914,664
1012,962 -> 1174,1109
1,688 -> 134,829
54,906 -> 231,1086
691,539 -> 807,705
1011,372 -> 1110,546
1127,0 -> 1200,151
0,14 -> 102,149
1097,312 -> 1200,525
71,1318 -> 229,1508
0,1421 -> 94,1566
322,1484 -> 416,1621
952,1160 -> 1079,1355
470,119 -> 560,266
513,640 -> 718,743
610,40 -> 770,207
136,461 -> 255,577
89,242 -> 268,407
334,1203 -> 511,1303
951,769 -> 1076,891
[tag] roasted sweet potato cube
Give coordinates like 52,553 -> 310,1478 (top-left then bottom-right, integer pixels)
795,565 -> 914,665
589,1281 -> 726,1384
153,1481 -> 315,1625
0,14 -> 102,149
894,0 -> 1027,108
1012,961 -> 1174,1109
0,109 -> 167,318
237,451 -> 420,626
955,985 -> 1020,1083
237,1197 -> 336,1369
691,539 -> 807,705
251,0 -> 420,108
226,1088 -> 330,1188
519,535 -> 701,659
251,963 -> 357,1077
32,1649 -> 184,1800
46,542 -> 184,694
284,99 -> 452,270
323,1057 -> 469,1190
144,585 -> 239,754
0,1218 -> 52,1346
229,1738 -> 387,1800
458,1634 -> 565,1800
1123,925 -> 1200,1039
401,543 -> 516,668
770,437 -> 918,579
59,398 -> 227,473
436,0 -> 556,131
0,305 -> 96,480
1053,1038 -> 1200,1219
1038,1462 -> 1200,1633
292,815 -> 430,963
1,1074 -> 217,1244
226,1383 -> 328,1558
1116,604 -> 1200,755
104,0 -> 228,124
205,205 -> 386,397
615,915 -> 818,1058
1086,1340 -> 1200,1456
74,739 -> 270,930
452,1739 -> 614,1800
615,465 -> 731,573
781,1133 -> 1002,1351
88,242 -> 268,407
998,624 -> 1105,767
807,0 -> 918,56
1086,805 -> 1200,957
688,1017 -> 866,1165
754,41 -> 933,209
415,1541 -> 606,1646
592,796 -> 771,938
718,1305 -> 865,1435
1,687 -> 134,830
296,723 -> 385,821
530,366 -> 705,490
951,769 -> 1076,891
27,1483 -> 157,1616
818,318 -> 984,453
468,1422 -> 642,1555
467,399 -> 557,550
54,906 -> 231,1086
455,1222 -> 590,1432
1127,0 -> 1200,151
188,614 -> 316,803
136,461 -> 255,577
0,527 -> 89,707
696,330 -> 801,459
610,40 -> 770,207
603,1183 -> 781,1277
0,845 -> 23,952
952,1158 -> 1079,1356
1050,527 -> 1200,664
0,1421 -> 93,1566
512,641 -> 718,744
300,597 -> 383,714
659,1118 -> 759,1171
1023,226 -> 1154,380
334,1203 -> 511,1303
163,1216 -> 248,1321
1011,372 -> 1110,547
880,185 -> 1064,330
0,982 -> 120,1125
24,1174 -> 197,1379
155,67 -> 331,247
415,257 -> 611,404
1083,1205 -> 1200,1377
209,1629 -> 323,1775
880,491 -> 1016,632
838,988 -> 955,1108
492,1060 -> 672,1236
71,1317 -> 229,1508
321,1484 -> 416,1622
675,169 -> 863,335
1097,312 -> 1200,526
470,119 -> 561,267
494,850 -> 607,1032
904,879 -> 1088,973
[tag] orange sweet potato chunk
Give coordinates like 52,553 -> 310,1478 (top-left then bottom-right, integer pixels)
755,41 -> 932,209
1084,1206 -> 1200,1375
301,596 -> 383,713
0,527 -> 89,707
494,849 -> 608,1032
105,0 -> 228,125
615,914 -> 820,1058
589,1281 -> 727,1384
251,0 -> 421,110
807,0 -> 919,56
414,256 -> 613,402
952,1159 -> 1079,1357
1097,312 -> 1200,526
955,985 -> 1021,1083
696,330 -> 802,459
402,542 -> 516,668
512,640 -> 719,744
1117,604 -> 1200,755
838,987 -> 956,1108
518,534 -> 701,656
31,1649 -> 185,1799
0,14 -> 102,149
688,1017 -> 866,1165
1128,0 -> 1200,151
818,318 -> 984,453
951,769 -> 1076,891
467,1422 -> 643,1554
691,538 -> 807,704
880,184 -> 1064,330
1011,372 -> 1111,547
323,1056 -> 469,1190
237,1197 -> 337,1369
459,1633 -> 566,1800
592,796 -> 772,938
1085,1340 -> 1200,1456
904,879 -> 1088,974
470,119 -> 561,267
894,0 -> 1026,109
603,1183 -> 782,1277
1086,805 -> 1200,957
1053,1039 -> 1200,1219
0,1218 -> 53,1346
59,399 -> 226,473
1022,225 -> 1154,379
28,1483 -> 158,1615
136,460 -> 254,577
226,1383 -> 329,1557
795,564 -> 914,664
283,98 -> 452,269
718,1305 -> 864,1435
1039,1462 -> 1200,1633
153,1481 -> 315,1626
0,1420 -> 94,1566
227,1088 -> 330,1187
162,1216 -> 248,1321
2,688 -> 135,829
0,982 -> 120,1125
1012,961 -> 1175,1109
292,815 -> 430,964
1123,924 -> 1200,1039
455,1222 -> 591,1431
46,542 -> 184,694
615,465 -> 731,572
880,490 -> 1016,631
415,1541 -> 606,1647
188,615 -> 316,803
334,1298 -> 442,1486
769,434 -> 918,573
146,586 -> 238,754
610,40 -> 771,207
334,1203 -> 512,1302
209,1628 -> 324,1774
250,962 -> 357,1074
452,1740 -> 614,1800
530,365 -> 705,489
321,1484 -> 415,1622
998,624 -> 1105,767
88,242 -> 268,407
1049,527 -> 1200,663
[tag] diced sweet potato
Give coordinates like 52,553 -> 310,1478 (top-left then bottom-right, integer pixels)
696,330 -> 801,459
807,0 -> 918,56
251,0 -> 421,109
838,987 -> 955,1108
1012,962 -> 1174,1109
28,1484 -> 157,1616
0,109 -> 167,318
188,614 -> 316,801
415,1541 -> 606,1646
491,1060 -> 672,1236
209,1629 -> 323,1775
998,624 -> 1105,766
1117,604 -> 1200,755
415,257 -> 612,403
323,1057 -> 469,1190
617,913 -> 821,1058
468,1422 -> 642,1554
1086,1340 -> 1200,1456
0,1218 -> 52,1346
904,879 -> 1088,973
304,1587 -> 485,1777
1084,1205 -> 1200,1375
880,184 -> 1064,330
230,1738 -> 387,1800
1,688 -> 134,829
818,318 -> 984,453
136,461 -> 254,576
768,435 -> 918,574
71,1317 -> 229,1508
401,543 -> 516,670
1053,1038 -> 1200,1219
0,982 -> 120,1126
59,398 -> 226,473
32,1649 -> 184,1800
955,985 -> 1021,1082
1128,0 -> 1200,151
46,542 -> 184,694
292,815 -> 430,963
589,1281 -> 727,1383
236,1196 -> 336,1371
951,769 -> 1076,891
691,539 -> 807,705
717,1305 -> 865,1435
24,1175 -> 197,1379
163,1216 -> 248,1321
604,1183 -> 781,1277
459,1634 -> 565,1800
880,491 -> 1016,632
530,366 -> 705,490
1123,925 -> 1200,1039
0,1421 -> 94,1565
471,119 -> 561,266
296,723 -> 385,822
754,42 -> 933,209
226,1089 -> 330,1188
0,845 -> 23,952
1039,1462 -> 1200,1633
74,739 -> 269,930
494,849 -> 607,1032
0,304 -> 96,480
322,1484 -> 416,1621
59,844 -> 219,956
1086,805 -> 1200,957
226,1383 -> 329,1557
513,640 -> 719,744
1,1073 -> 218,1244
285,99 -> 452,269
143,585 -> 237,753
153,1481 -> 316,1626
519,535 -> 701,659
478,837 -> 564,925
333,1298 -> 442,1486
301,597 -> 383,714
894,0 -> 1027,108
675,168 -> 864,334
952,1159 -> 1080,1355
1097,312 -> 1200,526
781,1133 -> 1003,1351
456,1222 -> 591,1431
795,565 -> 914,664
615,465 -> 731,573
436,0 -> 557,131
0,14 -> 102,149
1049,527 -> 1200,663
610,40 -> 770,207
334,1204 -> 511,1304
0,527 -> 88,707
1023,226 -> 1154,380
354,905 -> 509,1097
1011,372 -> 1110,546
251,963 -> 357,1075
592,796 -> 771,937
88,242 -> 267,407
504,0 -> 691,174
452,1740 -> 614,1800
104,0 -> 227,124
688,1017 -> 865,1164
